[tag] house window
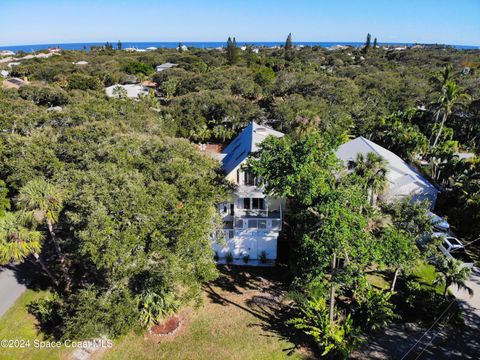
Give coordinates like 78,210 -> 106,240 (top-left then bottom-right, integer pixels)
235,219 -> 243,228
244,170 -> 257,186
258,220 -> 267,229
243,198 -> 251,209
248,220 -> 258,228
236,169 -> 240,184
252,198 -> 265,209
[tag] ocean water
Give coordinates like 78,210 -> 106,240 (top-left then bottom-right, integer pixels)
0,41 -> 478,52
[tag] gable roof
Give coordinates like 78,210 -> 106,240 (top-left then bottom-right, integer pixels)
221,121 -> 284,175
336,136 -> 438,202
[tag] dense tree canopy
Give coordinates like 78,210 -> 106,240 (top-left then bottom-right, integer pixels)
0,43 -> 478,344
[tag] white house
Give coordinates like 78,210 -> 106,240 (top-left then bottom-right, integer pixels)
212,122 -> 285,266
155,62 -> 178,72
336,136 -> 438,206
105,84 -> 149,99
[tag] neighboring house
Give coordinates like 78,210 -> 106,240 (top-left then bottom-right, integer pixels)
212,122 -> 285,265
73,61 -> 88,66
7,62 -> 21,68
0,50 -> 15,56
141,80 -> 157,88
2,77 -> 28,89
0,69 -> 9,77
336,136 -> 438,206
105,84 -> 149,98
155,62 -> 178,72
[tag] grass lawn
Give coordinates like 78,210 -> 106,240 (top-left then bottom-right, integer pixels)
0,289 -> 70,360
0,267 -> 307,360
367,261 -> 439,291
411,262 -> 437,286
101,267 -> 306,360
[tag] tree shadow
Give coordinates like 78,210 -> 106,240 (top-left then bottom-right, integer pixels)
210,265 -> 285,295
353,300 -> 480,359
205,265 -> 318,358
5,259 -> 52,291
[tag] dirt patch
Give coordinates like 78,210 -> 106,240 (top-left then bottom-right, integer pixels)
151,315 -> 180,335
144,309 -> 191,343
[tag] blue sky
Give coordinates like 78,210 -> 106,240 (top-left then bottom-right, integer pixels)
0,0 -> 479,46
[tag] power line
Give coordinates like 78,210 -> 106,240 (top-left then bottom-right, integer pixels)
400,299 -> 457,360
413,306 -> 459,360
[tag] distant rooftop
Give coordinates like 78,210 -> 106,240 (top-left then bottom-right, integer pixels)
156,62 -> 178,70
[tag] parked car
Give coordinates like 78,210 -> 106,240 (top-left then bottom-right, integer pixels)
432,232 -> 474,267
428,212 -> 450,233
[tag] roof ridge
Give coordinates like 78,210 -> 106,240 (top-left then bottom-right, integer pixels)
358,136 -> 381,155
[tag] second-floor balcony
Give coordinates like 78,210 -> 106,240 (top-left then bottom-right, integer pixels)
234,208 -> 281,218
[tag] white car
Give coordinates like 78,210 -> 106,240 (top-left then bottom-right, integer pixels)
432,232 -> 474,267
428,212 -> 450,233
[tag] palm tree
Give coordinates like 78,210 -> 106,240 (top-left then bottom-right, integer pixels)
138,290 -> 179,329
434,257 -> 473,298
428,65 -> 452,146
349,152 -> 388,205
16,179 -> 70,289
431,75 -> 469,149
0,212 -> 58,287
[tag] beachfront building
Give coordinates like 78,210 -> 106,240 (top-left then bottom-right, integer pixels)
212,122 -> 285,266
336,136 -> 439,206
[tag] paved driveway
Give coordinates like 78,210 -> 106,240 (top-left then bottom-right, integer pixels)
0,266 -> 27,318
351,267 -> 480,359
451,266 -> 480,312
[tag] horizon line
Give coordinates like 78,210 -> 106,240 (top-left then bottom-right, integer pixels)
0,39 -> 479,48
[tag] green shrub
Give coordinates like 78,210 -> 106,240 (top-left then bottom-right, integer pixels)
30,287 -> 140,340
123,61 -> 152,76
138,290 -> 179,329
67,73 -> 102,90
353,284 -> 398,332
259,250 -> 267,263
19,84 -> 70,106
253,66 -> 275,87
288,296 -> 362,359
